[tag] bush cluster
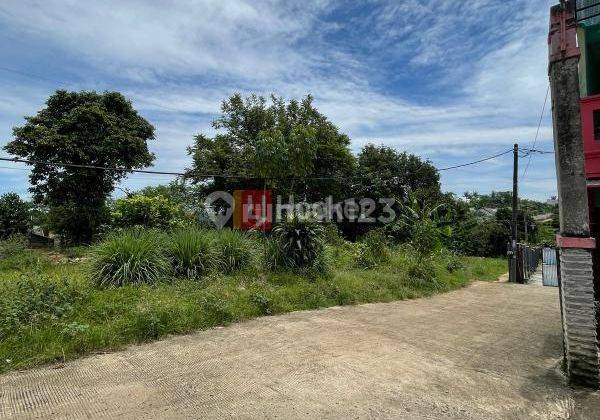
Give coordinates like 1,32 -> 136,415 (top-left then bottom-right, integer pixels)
91,228 -> 257,286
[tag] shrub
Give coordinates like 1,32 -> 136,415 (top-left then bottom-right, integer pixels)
200,292 -> 233,323
0,235 -> 51,272
263,238 -> 286,272
354,229 -> 391,269
168,229 -> 214,278
0,193 -> 31,239
111,194 -> 183,229
322,223 -> 345,246
0,234 -> 27,258
212,229 -> 256,274
268,214 -> 326,272
250,292 -> 273,315
0,274 -> 82,339
91,229 -> 170,286
404,253 -> 440,289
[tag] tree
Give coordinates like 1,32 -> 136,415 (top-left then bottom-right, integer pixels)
0,193 -> 31,239
187,94 -> 356,201
355,144 -> 440,203
4,90 -> 155,243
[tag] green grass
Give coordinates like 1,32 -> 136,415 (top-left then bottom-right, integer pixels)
0,244 -> 506,374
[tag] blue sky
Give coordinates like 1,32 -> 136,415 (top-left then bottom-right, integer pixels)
0,0 -> 557,201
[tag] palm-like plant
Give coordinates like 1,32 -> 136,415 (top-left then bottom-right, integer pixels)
269,212 -> 325,271
397,196 -> 452,257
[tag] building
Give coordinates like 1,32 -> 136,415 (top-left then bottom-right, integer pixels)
548,0 -> 600,388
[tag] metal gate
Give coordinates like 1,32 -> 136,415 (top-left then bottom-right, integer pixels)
542,247 -> 559,287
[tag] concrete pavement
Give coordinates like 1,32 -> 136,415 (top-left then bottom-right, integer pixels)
1,280 -> 599,419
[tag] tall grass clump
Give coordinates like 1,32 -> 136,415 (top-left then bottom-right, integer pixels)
168,228 -> 214,278
212,229 -> 256,274
91,229 -> 170,286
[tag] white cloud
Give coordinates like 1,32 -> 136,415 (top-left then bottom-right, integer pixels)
0,0 -> 558,199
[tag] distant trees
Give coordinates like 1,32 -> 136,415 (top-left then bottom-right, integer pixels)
0,193 -> 31,239
4,90 -> 156,244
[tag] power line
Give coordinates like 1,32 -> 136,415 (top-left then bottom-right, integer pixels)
522,84 -> 550,179
436,149 -> 513,171
0,148 -> 516,180
0,157 -> 187,176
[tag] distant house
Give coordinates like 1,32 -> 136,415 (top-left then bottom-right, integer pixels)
546,196 -> 559,206
28,226 -> 57,248
533,213 -> 554,224
473,207 -> 498,219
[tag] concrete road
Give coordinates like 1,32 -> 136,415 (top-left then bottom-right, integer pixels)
1,281 -> 599,419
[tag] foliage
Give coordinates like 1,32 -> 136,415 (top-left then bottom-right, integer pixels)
137,180 -> 206,218
322,223 -> 346,246
464,191 -> 556,215
4,90 -> 155,243
451,218 -> 507,257
167,229 -> 214,278
437,249 -> 465,273
212,229 -> 256,274
0,244 -> 506,373
111,194 -> 183,229
355,144 -> 440,203
0,274 -> 82,340
187,94 -> 356,200
90,229 -> 170,286
268,214 -> 326,273
0,234 -> 28,258
397,197 -> 451,257
354,229 -> 391,269
0,193 -> 31,239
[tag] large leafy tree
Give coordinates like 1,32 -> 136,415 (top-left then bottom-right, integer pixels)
355,144 -> 440,203
187,94 -> 356,201
4,90 -> 155,243
0,193 -> 31,239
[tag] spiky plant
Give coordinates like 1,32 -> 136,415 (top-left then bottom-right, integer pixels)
269,213 -> 325,271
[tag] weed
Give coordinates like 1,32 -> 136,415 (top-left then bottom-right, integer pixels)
90,229 -> 170,286
168,229 -> 214,278
212,230 -> 256,274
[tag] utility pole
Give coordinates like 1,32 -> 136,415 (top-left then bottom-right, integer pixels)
524,212 -> 528,244
509,143 -> 519,283
548,0 -> 599,387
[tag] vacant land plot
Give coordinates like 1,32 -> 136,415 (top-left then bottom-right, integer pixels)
0,241 -> 505,373
2,281 -> 599,419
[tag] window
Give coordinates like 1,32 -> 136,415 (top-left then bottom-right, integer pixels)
595,110 -> 600,140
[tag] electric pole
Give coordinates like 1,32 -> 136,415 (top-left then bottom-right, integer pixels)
548,0 -> 599,387
509,143 -> 519,283
524,212 -> 528,244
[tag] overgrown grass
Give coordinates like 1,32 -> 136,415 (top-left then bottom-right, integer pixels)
0,239 -> 506,374
90,229 -> 170,286
168,229 -> 214,278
